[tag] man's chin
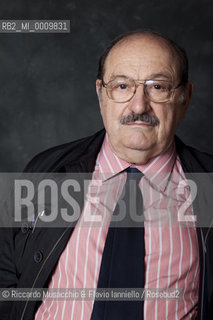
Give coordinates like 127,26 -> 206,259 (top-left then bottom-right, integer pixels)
118,142 -> 157,164
123,133 -> 152,150
123,138 -> 152,152
124,143 -> 149,152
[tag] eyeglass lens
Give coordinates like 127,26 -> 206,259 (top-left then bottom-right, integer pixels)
106,78 -> 173,102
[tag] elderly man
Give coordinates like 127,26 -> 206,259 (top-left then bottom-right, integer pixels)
1,30 -> 213,320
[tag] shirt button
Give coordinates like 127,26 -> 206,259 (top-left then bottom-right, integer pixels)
34,251 -> 43,263
21,222 -> 29,234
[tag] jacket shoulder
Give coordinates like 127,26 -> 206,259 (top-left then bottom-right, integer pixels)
175,136 -> 213,172
24,129 -> 105,173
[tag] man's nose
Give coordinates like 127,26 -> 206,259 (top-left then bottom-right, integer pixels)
127,85 -> 149,114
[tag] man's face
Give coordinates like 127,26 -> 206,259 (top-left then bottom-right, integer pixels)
96,35 -> 193,164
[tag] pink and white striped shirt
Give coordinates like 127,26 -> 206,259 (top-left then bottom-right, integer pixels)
35,134 -> 199,320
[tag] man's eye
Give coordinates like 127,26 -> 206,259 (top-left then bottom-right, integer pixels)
119,84 -> 128,89
153,84 -> 163,90
152,83 -> 169,91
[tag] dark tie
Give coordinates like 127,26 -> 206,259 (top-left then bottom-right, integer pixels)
91,167 -> 145,320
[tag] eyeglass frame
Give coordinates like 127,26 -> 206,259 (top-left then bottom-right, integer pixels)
101,77 -> 184,103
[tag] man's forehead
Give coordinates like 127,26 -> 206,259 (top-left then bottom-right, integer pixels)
107,34 -> 175,60
104,35 -> 179,79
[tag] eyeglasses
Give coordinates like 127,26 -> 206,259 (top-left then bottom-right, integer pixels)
102,76 -> 183,103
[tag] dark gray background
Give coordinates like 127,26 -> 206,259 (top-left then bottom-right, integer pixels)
0,0 -> 212,171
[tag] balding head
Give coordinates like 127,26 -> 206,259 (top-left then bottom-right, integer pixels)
103,34 -> 181,86
97,30 -> 188,86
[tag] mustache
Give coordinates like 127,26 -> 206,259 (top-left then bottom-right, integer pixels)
120,112 -> 159,126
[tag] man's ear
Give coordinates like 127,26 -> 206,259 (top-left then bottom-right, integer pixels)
181,81 -> 194,118
96,79 -> 102,101
186,81 -> 194,102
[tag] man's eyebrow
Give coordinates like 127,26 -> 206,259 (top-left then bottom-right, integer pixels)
146,73 -> 171,80
109,74 -> 129,80
108,73 -> 172,81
